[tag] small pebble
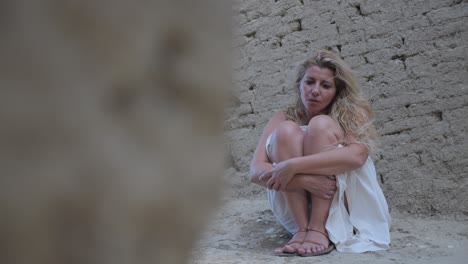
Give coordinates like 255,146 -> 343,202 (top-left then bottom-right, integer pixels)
418,245 -> 427,249
447,245 -> 454,249
266,228 -> 275,234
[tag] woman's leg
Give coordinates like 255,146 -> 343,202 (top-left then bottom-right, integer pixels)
299,115 -> 344,255
268,121 -> 309,254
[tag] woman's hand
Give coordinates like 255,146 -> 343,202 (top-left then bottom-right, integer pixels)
298,175 -> 337,199
259,160 -> 296,191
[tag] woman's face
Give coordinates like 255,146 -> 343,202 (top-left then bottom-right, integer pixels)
300,65 -> 337,118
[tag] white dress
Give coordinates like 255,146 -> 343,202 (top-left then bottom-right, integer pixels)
265,128 -> 391,253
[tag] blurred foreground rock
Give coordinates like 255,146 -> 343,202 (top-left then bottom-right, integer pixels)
0,1 -> 230,263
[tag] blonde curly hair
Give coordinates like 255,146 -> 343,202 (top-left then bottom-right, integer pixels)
285,50 -> 377,151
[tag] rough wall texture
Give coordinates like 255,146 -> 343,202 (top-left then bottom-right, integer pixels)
226,0 -> 468,220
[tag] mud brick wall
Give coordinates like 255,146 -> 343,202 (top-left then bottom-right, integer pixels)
226,0 -> 468,219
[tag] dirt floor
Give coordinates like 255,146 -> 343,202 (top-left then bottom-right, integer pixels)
191,198 -> 467,264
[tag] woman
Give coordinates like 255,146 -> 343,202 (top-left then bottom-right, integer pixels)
249,50 -> 390,257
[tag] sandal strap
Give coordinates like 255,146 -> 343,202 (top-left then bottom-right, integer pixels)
286,240 -> 302,245
285,228 -> 307,246
307,227 -> 329,238
295,228 -> 308,234
302,239 -> 327,248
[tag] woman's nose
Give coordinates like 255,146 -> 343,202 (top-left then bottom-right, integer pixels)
311,82 -> 319,95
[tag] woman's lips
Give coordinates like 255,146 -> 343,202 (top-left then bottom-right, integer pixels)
307,98 -> 320,103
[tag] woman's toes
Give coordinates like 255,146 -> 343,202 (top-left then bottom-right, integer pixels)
275,245 -> 291,254
316,245 -> 326,252
311,245 -> 317,253
285,244 -> 297,253
313,245 -> 319,253
297,247 -> 305,255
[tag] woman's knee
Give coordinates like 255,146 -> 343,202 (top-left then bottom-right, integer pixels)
271,121 -> 304,146
307,115 -> 343,141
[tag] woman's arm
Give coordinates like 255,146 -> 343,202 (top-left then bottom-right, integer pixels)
286,122 -> 370,176
284,174 -> 337,200
290,140 -> 368,176
249,112 -> 286,187
260,137 -> 368,191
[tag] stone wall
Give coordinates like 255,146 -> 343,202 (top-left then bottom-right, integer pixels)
226,0 -> 468,219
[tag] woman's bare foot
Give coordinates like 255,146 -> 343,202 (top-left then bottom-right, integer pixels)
274,229 -> 307,255
298,228 -> 330,255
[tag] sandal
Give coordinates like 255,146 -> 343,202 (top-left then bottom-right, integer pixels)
274,229 -> 307,257
299,228 -> 335,257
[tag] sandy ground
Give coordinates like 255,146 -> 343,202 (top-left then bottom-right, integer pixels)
191,198 -> 467,264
